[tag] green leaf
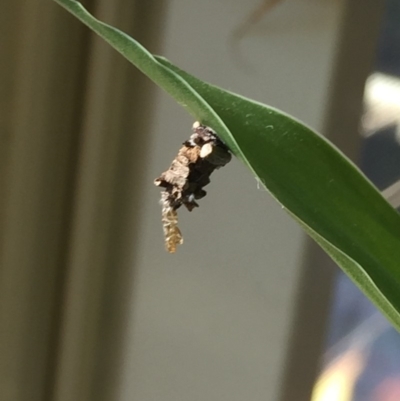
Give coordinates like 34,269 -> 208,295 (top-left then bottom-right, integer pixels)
54,0 -> 400,330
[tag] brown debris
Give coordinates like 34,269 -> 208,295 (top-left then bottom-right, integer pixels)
159,192 -> 183,253
154,122 -> 231,252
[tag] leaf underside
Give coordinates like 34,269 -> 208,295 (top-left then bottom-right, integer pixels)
55,0 -> 400,331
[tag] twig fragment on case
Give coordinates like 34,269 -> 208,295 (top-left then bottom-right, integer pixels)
154,122 -> 231,253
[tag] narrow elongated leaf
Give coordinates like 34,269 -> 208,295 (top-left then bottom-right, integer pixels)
55,0 -> 400,330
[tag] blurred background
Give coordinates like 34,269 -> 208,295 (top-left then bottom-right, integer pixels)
1,1 -> 399,401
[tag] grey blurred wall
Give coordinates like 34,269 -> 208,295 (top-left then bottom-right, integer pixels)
0,1 -> 383,401
116,0 -> 345,400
